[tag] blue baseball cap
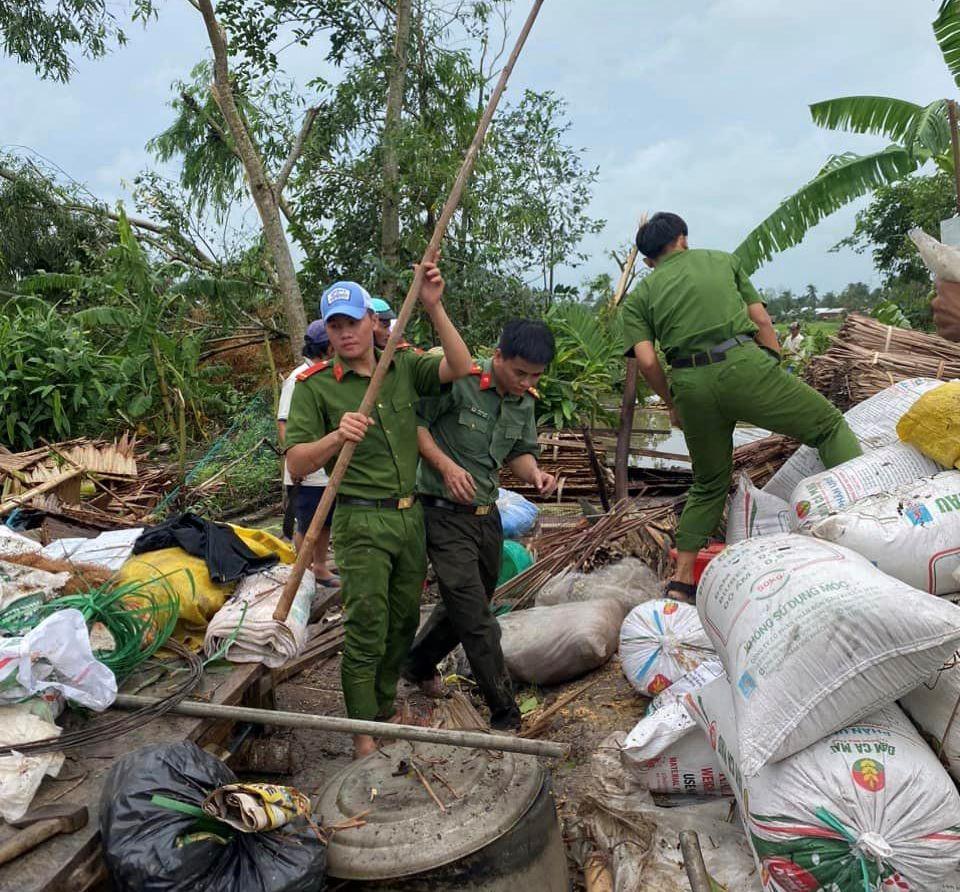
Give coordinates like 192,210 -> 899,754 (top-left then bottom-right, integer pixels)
320,281 -> 373,323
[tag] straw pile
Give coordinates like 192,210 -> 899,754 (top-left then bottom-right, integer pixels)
804,314 -> 960,408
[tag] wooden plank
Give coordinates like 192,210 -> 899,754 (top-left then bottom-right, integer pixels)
0,662 -> 263,892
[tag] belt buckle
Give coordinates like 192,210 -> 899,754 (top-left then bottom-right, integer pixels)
475,504 -> 492,516
397,496 -> 414,510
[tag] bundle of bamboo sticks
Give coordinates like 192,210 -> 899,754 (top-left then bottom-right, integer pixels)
492,498 -> 678,609
804,314 -> 960,408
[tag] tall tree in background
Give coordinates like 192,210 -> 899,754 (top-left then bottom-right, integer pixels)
735,0 -> 960,275
192,0 -> 311,347
380,0 -> 413,300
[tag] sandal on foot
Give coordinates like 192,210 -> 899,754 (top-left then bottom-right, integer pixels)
664,580 -> 697,604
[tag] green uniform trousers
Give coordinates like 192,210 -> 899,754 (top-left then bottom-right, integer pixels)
404,507 -> 519,726
671,342 -> 861,553
333,502 -> 426,721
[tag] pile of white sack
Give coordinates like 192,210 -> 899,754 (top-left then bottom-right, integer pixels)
610,378 -> 960,890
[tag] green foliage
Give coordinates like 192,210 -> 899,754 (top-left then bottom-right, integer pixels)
736,3 -> 960,275
838,172 -> 956,286
0,300 -> 123,448
0,0 -> 155,82
873,299 -> 913,329
536,301 -> 624,429
735,146 -> 920,275
0,154 -> 113,287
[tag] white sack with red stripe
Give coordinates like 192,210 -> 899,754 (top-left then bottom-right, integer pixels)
686,675 -> 960,892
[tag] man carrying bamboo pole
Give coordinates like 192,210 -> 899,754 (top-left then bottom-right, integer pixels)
285,264 -> 472,758
622,213 -> 861,602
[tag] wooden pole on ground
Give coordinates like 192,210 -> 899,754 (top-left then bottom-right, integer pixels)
612,225 -> 642,503
274,0 -> 546,621
113,694 -> 567,758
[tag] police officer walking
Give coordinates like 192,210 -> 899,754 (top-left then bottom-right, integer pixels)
404,320 -> 557,731
622,213 -> 861,603
285,264 -> 472,758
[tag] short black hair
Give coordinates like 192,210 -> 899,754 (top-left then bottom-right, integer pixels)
636,212 -> 688,259
498,319 -> 555,365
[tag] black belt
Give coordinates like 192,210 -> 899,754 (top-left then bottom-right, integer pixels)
670,335 -> 756,369
337,495 -> 417,510
420,494 -> 496,516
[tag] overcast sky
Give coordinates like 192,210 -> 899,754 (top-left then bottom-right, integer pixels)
4,0 -> 957,295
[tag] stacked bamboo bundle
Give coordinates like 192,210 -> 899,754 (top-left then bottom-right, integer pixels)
499,431 -> 614,499
804,314 -> 960,408
492,498 -> 679,609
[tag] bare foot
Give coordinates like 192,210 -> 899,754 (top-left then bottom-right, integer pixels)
353,734 -> 377,760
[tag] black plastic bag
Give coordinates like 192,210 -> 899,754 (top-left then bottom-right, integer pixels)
100,741 -> 326,892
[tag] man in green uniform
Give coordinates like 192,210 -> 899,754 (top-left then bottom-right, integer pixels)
285,267 -> 472,758
404,320 -> 557,730
622,213 -> 861,601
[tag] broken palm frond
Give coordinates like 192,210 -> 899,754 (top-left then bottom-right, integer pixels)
493,499 -> 679,609
804,313 -> 960,409
431,690 -> 488,732
0,578 -> 179,679
521,676 -> 603,739
0,436 -> 171,525
0,637 -> 204,757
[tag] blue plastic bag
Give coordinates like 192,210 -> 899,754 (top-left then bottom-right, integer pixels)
496,488 -> 539,538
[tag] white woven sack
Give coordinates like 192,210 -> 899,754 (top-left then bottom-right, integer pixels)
686,676 -> 960,892
697,533 -> 960,775
900,664 -> 960,785
807,470 -> 960,595
790,442 -> 942,530
726,474 -> 792,543
763,377 -> 943,500
621,660 -> 729,795
619,598 -> 714,697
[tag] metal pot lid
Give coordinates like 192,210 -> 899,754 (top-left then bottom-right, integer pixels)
317,739 -> 545,880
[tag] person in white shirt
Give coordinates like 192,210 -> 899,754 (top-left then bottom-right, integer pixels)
782,321 -> 805,372
277,320 -> 339,587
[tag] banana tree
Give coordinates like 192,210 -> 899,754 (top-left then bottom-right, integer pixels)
19,207 -> 246,438
735,0 -> 960,275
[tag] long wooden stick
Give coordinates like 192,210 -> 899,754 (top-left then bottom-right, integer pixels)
274,0 -> 546,621
612,221 -> 642,502
113,694 -> 567,758
950,99 -> 960,216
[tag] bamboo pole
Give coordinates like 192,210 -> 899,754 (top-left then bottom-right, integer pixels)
612,223 -> 642,502
113,694 -> 567,758
274,0 -> 546,621
679,830 -> 713,892
0,468 -> 83,516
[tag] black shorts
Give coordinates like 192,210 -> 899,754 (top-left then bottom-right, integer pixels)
287,484 -> 333,533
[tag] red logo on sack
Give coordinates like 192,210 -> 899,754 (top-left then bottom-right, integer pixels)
646,674 -> 671,696
796,500 -> 811,520
852,758 -> 885,792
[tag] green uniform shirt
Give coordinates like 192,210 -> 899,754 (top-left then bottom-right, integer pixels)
417,359 -> 539,506
621,248 -> 763,362
285,348 -> 444,499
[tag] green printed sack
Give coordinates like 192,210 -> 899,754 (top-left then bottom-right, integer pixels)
686,676 -> 960,892
698,534 -> 960,775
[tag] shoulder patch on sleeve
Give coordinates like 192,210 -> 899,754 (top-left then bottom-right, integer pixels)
397,341 -> 424,354
526,386 -> 540,399
469,363 -> 483,375
296,361 -> 329,381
